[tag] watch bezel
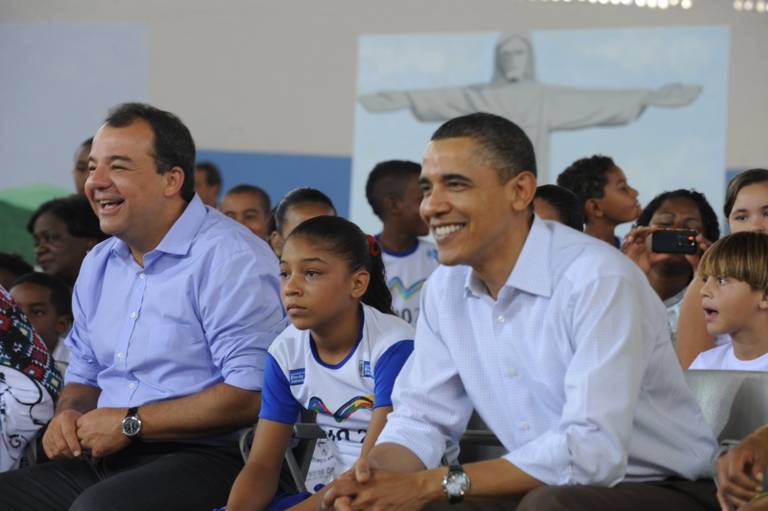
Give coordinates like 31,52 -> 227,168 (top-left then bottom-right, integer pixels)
121,408 -> 142,438
442,465 -> 470,504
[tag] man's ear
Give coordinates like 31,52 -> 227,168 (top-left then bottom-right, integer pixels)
585,198 -> 604,220
163,167 -> 186,198
350,269 -> 370,300
506,171 -> 537,212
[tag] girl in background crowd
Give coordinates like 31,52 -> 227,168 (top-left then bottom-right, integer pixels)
690,231 -> 768,371
224,216 -> 414,511
677,168 -> 768,367
269,188 -> 336,257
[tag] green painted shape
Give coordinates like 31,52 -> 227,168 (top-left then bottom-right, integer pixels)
0,184 -> 71,210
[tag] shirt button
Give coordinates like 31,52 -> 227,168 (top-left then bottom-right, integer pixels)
508,368 -> 518,378
138,273 -> 145,279
497,315 -> 505,323
520,421 -> 530,431
129,311 -> 138,319
127,382 -> 137,390
116,352 -> 124,360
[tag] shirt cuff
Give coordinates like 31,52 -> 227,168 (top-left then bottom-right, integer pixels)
376,417 -> 445,469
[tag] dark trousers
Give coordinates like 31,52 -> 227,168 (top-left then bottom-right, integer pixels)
0,441 -> 243,511
425,479 -> 719,511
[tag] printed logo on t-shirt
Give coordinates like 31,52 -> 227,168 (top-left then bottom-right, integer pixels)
359,360 -> 373,379
289,368 -> 305,385
308,395 -> 374,422
388,277 -> 427,301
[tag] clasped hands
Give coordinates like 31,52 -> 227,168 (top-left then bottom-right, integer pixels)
317,458 -> 432,511
42,407 -> 131,460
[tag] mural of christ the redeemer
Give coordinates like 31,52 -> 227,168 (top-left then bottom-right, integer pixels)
358,33 -> 702,179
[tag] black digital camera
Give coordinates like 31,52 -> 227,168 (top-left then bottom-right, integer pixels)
651,229 -> 698,254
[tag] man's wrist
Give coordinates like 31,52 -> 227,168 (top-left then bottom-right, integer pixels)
421,467 -> 451,503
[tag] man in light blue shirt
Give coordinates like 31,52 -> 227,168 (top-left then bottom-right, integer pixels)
0,103 -> 286,511
323,113 -> 718,511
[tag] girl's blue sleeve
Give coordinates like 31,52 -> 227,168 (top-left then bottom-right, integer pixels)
373,340 -> 414,408
259,353 -> 302,424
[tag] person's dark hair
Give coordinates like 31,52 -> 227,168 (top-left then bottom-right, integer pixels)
274,187 -> 336,235
724,168 -> 768,218
636,189 -> 720,243
195,161 -> 222,188
556,155 -> 617,213
365,160 -> 421,219
10,272 -> 72,318
535,185 -> 584,231
104,102 -> 196,202
78,137 -> 93,153
26,195 -> 107,241
225,184 -> 271,213
288,216 -> 393,315
0,253 -> 33,279
431,112 -> 537,181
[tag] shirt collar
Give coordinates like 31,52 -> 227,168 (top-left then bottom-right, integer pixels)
464,215 -> 553,299
109,194 -> 208,260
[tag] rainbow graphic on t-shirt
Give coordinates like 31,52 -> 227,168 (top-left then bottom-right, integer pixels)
308,395 -> 374,423
388,277 -> 426,301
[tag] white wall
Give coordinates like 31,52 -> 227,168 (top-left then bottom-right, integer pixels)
2,0 -> 766,169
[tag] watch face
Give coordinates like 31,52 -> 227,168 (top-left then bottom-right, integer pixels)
445,471 -> 469,496
122,416 -> 141,437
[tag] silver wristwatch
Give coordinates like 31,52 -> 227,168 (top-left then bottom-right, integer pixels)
121,406 -> 142,440
442,464 -> 470,504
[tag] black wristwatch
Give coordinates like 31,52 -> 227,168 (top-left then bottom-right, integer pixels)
121,407 -> 142,440
442,464 -> 471,504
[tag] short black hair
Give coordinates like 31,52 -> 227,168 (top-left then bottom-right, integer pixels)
636,189 -> 720,243
431,112 -> 536,181
274,188 -> 336,235
225,184 -> 271,213
195,161 -> 222,188
557,155 -> 619,221
365,160 -> 421,219
27,195 -> 107,241
724,168 -> 768,218
105,102 -> 196,202
10,272 -> 72,318
535,185 -> 584,231
0,253 -> 33,279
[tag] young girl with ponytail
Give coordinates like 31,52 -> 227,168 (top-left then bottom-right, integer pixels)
223,216 -> 415,511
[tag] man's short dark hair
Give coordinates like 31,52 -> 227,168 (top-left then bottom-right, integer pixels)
535,185 -> 584,231
225,184 -> 271,213
27,195 -> 107,241
556,155 -> 617,212
0,253 -> 33,280
274,188 -> 336,234
636,189 -> 720,243
195,161 -> 222,188
11,272 -> 72,318
430,112 -> 537,181
105,102 -> 196,202
365,160 -> 421,219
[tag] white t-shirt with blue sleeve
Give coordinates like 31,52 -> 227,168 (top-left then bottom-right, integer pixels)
259,304 -> 414,484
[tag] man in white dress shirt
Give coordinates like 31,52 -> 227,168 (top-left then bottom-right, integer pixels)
323,112 -> 718,511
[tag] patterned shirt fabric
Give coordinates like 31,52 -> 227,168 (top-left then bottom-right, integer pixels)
64,195 -> 286,423
379,217 -> 717,486
379,238 -> 439,325
0,286 -> 61,471
0,287 -> 62,400
260,304 -> 414,482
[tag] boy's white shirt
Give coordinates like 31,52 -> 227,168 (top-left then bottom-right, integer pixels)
690,343 -> 768,371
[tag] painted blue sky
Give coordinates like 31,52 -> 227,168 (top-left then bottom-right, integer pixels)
352,26 -> 729,236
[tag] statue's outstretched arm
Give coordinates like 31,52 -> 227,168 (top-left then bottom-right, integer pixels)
359,91 -> 411,111
643,83 -> 702,108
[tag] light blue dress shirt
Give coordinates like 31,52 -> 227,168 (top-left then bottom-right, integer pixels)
64,194 -> 287,412
378,217 -> 717,486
